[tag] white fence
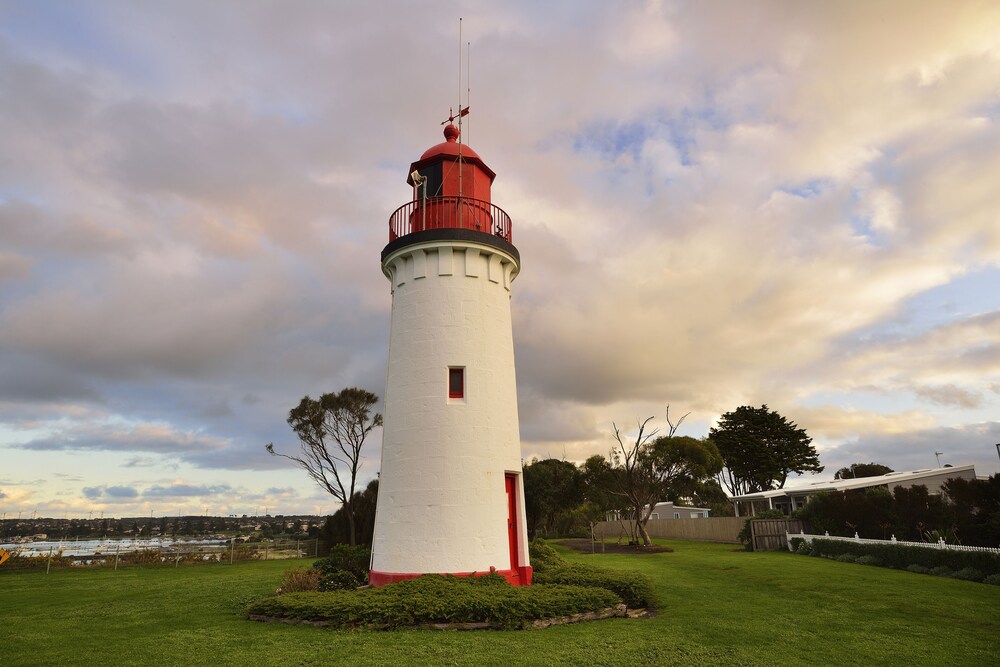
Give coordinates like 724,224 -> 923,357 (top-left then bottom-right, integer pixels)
786,531 -> 1000,555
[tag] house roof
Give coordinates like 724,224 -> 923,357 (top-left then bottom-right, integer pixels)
730,464 -> 977,501
652,501 -> 711,513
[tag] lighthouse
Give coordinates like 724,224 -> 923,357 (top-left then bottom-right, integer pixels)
369,117 -> 531,586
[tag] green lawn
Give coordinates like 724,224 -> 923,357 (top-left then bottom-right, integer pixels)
2,540 -> 997,666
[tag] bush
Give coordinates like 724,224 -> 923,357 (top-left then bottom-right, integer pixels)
318,569 -> 361,591
929,566 -> 953,577
280,568 -> 321,593
950,568 -> 984,582
528,539 -> 566,572
795,541 -> 812,556
906,564 -> 930,574
313,544 -> 371,583
805,539 -> 1000,576
532,563 -> 655,608
856,555 -> 882,567
835,554 -> 857,563
247,574 -> 622,629
984,574 -> 1000,585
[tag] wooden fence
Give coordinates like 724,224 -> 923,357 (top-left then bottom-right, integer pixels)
592,517 -> 744,544
750,519 -> 804,551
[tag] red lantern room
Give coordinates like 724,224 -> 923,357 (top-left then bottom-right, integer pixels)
388,123 -> 512,243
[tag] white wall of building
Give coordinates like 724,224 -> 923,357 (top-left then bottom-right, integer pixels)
372,239 -> 526,575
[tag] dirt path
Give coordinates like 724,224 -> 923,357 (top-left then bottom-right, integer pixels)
555,539 -> 673,554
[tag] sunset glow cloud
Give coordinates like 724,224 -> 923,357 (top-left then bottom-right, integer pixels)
1,1 -> 998,517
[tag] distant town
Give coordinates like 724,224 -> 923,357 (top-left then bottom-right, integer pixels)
0,515 -> 325,542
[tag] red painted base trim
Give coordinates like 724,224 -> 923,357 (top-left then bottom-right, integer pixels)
370,566 -> 533,587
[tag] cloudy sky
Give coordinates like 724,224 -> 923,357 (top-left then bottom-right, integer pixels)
2,1 -> 999,519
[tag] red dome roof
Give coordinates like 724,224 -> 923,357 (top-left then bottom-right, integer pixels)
420,123 -> 481,161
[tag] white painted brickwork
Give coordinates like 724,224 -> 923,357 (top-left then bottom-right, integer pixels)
372,239 -> 527,575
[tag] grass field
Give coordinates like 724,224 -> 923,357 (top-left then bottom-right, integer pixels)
2,540 -> 998,666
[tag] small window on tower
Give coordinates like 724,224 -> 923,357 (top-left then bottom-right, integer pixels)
448,367 -> 465,399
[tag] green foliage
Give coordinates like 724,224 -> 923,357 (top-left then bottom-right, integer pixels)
835,553 -> 857,563
856,555 -> 882,567
941,474 -> 1000,547
312,544 -> 370,583
984,574 -> 1000,585
523,458 -> 586,539
795,485 -> 962,543
710,404 -> 822,496
593,411 -> 724,546
319,479 -> 379,546
267,387 -> 382,546
834,463 -> 894,480
803,538 -> 1000,576
247,574 -> 622,629
906,564 -> 930,574
4,542 -> 1000,664
532,563 -> 656,608
688,478 -> 735,516
950,568 -> 984,582
528,539 -> 566,573
318,569 -> 361,591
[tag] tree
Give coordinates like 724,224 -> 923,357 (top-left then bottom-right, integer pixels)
266,387 -> 382,546
834,462 -> 894,480
942,474 -> 1000,547
320,479 -> 380,546
687,479 -> 735,517
596,408 -> 723,547
522,458 -> 584,539
709,404 -> 822,496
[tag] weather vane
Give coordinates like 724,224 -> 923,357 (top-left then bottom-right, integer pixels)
441,106 -> 470,125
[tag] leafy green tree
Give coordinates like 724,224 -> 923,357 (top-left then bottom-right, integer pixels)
709,404 -> 822,496
321,479 -> 380,546
581,454 -> 631,520
891,485 -> 955,542
687,479 -> 735,516
794,487 -> 896,538
267,387 -> 382,546
522,458 -> 585,539
943,474 -> 1000,547
834,462 -> 894,479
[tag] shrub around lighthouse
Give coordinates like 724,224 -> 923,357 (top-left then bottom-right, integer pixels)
248,574 -> 624,630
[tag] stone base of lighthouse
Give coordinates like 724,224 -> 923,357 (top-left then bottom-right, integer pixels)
370,230 -> 531,586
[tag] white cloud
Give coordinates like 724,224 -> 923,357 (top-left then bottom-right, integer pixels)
3,1 -> 1000,516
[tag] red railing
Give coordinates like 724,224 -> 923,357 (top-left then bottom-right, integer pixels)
388,196 -> 512,243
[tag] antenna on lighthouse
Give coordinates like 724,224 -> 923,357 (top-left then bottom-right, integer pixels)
458,17 -> 464,224
466,40 -> 471,147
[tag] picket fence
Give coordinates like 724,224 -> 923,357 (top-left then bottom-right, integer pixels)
785,531 -> 1000,555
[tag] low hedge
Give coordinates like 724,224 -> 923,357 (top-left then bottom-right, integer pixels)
805,538 -> 1000,576
247,573 -> 622,629
528,539 -> 567,572
313,544 -> 371,583
532,563 -> 656,608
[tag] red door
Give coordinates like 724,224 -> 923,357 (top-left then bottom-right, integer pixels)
504,474 -> 519,577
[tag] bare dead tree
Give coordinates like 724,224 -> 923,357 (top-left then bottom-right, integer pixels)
604,406 -> 691,546
266,387 -> 382,546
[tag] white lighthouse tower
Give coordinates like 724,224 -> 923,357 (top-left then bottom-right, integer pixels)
370,118 -> 531,586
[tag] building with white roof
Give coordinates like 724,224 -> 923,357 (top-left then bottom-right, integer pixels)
730,464 -> 978,517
